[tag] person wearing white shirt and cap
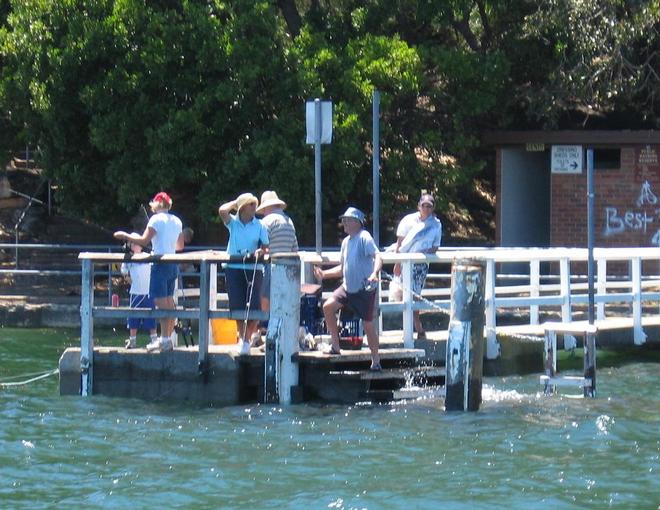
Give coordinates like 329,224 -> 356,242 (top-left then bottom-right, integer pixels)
393,193 -> 442,340
114,191 -> 185,352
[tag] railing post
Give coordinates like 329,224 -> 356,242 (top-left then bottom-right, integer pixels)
631,257 -> 647,345
445,258 -> 486,411
198,260 -> 210,380
584,329 -> 597,397
402,260 -> 414,348
267,254 -> 300,404
80,258 -> 94,396
597,258 -> 607,321
559,257 -> 571,321
530,259 -> 540,325
485,258 -> 499,359
542,329 -> 557,394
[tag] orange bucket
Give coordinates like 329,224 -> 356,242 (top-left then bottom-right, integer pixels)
211,319 -> 238,345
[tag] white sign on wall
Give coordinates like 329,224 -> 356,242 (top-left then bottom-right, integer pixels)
551,145 -> 583,174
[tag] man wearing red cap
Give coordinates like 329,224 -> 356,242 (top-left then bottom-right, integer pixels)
114,191 -> 184,352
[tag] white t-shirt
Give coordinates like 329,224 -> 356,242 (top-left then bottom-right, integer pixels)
121,262 -> 151,295
396,213 -> 442,253
147,212 -> 182,255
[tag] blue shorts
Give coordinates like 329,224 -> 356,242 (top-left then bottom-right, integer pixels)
225,267 -> 262,312
149,263 -> 178,299
126,294 -> 156,330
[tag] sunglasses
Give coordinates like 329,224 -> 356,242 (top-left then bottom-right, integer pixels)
420,203 -> 434,208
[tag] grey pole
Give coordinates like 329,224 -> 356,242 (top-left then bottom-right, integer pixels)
372,90 -> 381,246
314,98 -> 322,254
587,149 -> 595,325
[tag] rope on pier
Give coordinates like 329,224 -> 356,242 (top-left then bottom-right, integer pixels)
0,368 -> 59,388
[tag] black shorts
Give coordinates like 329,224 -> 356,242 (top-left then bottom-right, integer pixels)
225,267 -> 263,312
332,286 -> 376,322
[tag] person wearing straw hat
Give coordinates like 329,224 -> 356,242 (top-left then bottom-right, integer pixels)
313,207 -> 383,371
114,191 -> 184,352
256,190 -> 299,312
393,193 -> 442,340
219,193 -> 270,355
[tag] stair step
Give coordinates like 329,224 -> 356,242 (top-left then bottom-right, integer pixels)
364,385 -> 446,402
330,366 -> 445,381
295,348 -> 426,365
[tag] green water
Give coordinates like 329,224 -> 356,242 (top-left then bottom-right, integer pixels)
1,328 -> 658,509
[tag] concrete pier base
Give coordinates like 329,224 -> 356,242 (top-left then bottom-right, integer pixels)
60,346 -> 257,405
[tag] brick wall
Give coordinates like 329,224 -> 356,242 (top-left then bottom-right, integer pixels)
551,145 -> 660,247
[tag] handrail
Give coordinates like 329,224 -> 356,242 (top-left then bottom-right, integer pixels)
297,247 -> 659,356
8,245 -> 660,359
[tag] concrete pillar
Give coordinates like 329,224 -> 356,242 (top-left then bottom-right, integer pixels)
266,254 -> 301,404
445,259 -> 486,411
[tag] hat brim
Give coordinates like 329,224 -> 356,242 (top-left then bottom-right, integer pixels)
256,199 -> 286,213
340,215 -> 364,223
237,199 -> 258,212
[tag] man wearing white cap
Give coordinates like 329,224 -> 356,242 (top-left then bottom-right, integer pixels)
393,193 -> 442,340
114,191 -> 184,352
256,190 -> 299,312
313,207 -> 383,371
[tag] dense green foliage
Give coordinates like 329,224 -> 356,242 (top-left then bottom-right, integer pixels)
0,0 -> 658,244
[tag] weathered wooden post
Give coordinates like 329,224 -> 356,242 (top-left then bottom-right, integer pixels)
445,258 -> 486,411
265,254 -> 300,404
80,256 -> 94,396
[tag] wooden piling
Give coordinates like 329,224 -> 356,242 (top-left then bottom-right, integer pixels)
445,258 -> 486,411
265,254 -> 301,404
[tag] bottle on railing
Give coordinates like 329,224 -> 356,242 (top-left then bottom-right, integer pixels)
111,293 -> 119,307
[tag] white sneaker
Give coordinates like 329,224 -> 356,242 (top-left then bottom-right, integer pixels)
124,338 -> 136,349
250,331 -> 263,347
238,341 -> 251,356
146,338 -> 173,353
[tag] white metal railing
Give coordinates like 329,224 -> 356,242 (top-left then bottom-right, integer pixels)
300,247 -> 660,358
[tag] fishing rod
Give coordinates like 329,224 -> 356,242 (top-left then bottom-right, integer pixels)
242,251 -> 260,346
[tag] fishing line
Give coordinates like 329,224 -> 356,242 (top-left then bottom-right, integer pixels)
381,268 -> 543,343
241,252 -> 260,343
0,368 -> 59,388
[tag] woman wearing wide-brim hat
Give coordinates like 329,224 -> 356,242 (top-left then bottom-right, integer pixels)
219,193 -> 270,355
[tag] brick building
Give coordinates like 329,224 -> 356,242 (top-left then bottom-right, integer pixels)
484,131 -> 660,248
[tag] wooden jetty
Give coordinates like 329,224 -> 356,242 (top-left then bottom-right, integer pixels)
60,251 -> 447,406
59,247 -> 660,406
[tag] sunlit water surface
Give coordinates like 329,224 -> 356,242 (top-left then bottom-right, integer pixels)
0,328 -> 658,509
